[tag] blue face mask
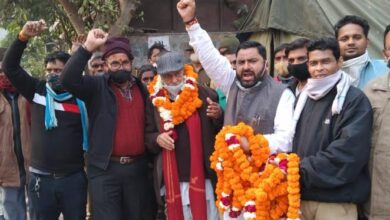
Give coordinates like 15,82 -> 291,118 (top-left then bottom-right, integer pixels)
47,73 -> 64,92
165,81 -> 184,98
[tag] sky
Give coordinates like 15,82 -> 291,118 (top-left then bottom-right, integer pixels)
0,28 -> 7,40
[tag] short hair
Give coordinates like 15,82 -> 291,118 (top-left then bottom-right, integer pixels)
237,41 -> 267,60
88,52 -> 103,67
44,51 -> 70,65
285,38 -> 311,57
307,37 -> 340,61
384,24 -> 390,48
139,64 -> 156,76
147,42 -> 168,59
274,43 -> 289,55
334,15 -> 370,39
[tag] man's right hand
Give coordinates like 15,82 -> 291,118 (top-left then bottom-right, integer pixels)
156,130 -> 175,151
83,29 -> 108,53
21,20 -> 47,38
177,0 -> 196,23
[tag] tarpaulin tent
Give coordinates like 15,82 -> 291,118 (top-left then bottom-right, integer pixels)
240,0 -> 390,61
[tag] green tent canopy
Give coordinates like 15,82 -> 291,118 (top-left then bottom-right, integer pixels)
240,0 -> 390,59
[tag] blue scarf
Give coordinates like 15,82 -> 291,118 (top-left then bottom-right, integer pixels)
45,84 -> 89,151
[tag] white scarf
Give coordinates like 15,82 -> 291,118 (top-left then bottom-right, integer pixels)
292,70 -> 352,130
342,50 -> 369,87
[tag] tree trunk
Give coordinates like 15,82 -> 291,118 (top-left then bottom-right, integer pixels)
108,0 -> 141,36
57,0 -> 86,34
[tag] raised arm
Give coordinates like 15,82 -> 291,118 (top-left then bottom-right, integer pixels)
177,0 -> 236,96
1,20 -> 47,101
61,29 -> 108,101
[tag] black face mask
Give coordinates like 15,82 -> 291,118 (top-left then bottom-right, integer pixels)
109,70 -> 132,84
47,73 -> 64,92
287,62 -> 310,81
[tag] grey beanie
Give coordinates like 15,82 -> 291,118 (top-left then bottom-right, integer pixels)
156,52 -> 184,75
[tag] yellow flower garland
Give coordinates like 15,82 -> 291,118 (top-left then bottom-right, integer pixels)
210,122 -> 301,220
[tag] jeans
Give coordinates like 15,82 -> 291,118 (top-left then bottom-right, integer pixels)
0,186 -> 36,220
28,170 -> 87,220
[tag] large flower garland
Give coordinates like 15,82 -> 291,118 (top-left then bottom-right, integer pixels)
210,123 -> 301,220
148,64 -> 202,131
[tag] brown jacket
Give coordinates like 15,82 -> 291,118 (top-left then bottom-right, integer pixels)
145,86 -> 223,205
0,92 -> 31,187
364,73 -> 390,220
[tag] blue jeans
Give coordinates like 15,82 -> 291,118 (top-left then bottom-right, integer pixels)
28,170 -> 87,220
0,186 -> 36,220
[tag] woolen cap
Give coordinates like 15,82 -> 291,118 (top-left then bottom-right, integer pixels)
102,37 -> 134,60
156,52 -> 184,75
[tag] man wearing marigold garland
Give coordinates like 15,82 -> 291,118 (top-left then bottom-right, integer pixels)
60,29 -> 157,220
177,0 -> 295,156
293,37 -> 372,219
146,51 -> 223,219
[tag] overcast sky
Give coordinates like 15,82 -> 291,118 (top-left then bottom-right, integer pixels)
0,28 -> 7,40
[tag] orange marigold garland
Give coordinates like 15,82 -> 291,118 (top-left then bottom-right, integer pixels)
148,64 -> 202,132
210,122 -> 301,220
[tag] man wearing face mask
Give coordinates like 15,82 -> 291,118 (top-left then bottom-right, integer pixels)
285,38 -> 311,96
146,51 -> 223,220
61,29 -> 157,220
363,24 -> 390,220
177,0 -> 295,155
335,15 -> 388,89
1,20 -> 88,219
88,52 -> 105,76
292,37 -> 372,219
274,43 -> 295,84
0,51 -> 36,220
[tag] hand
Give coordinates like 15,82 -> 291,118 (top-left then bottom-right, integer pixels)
21,20 -> 47,38
156,131 -> 175,151
240,136 -> 250,154
83,29 -> 108,52
206,97 -> 222,119
177,0 -> 196,23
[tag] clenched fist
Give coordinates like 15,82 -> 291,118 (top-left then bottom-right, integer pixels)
177,0 -> 196,23
83,29 -> 108,53
21,20 -> 47,38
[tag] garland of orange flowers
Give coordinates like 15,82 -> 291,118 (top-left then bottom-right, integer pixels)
210,122 -> 301,220
148,64 -> 202,132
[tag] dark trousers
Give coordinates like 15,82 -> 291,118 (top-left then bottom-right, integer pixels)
88,157 -> 157,220
28,170 -> 87,220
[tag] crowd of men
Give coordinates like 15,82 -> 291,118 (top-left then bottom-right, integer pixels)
1,0 -> 390,219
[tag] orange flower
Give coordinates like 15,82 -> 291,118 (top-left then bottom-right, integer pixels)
210,123 -> 301,219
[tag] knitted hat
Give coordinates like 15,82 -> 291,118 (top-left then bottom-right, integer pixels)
102,37 -> 134,60
156,52 -> 184,75
218,36 -> 240,54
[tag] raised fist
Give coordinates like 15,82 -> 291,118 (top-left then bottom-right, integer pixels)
83,29 -> 108,53
21,19 -> 47,38
177,0 -> 196,23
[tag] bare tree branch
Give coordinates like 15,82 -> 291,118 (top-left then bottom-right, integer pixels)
57,0 -> 86,34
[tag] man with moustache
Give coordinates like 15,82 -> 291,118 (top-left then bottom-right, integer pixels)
61,29 -> 156,220
335,15 -> 388,89
285,38 -> 311,96
293,37 -> 372,219
363,24 -> 390,220
177,0 -> 295,154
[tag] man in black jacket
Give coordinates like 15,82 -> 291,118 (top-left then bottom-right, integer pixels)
2,20 -> 87,219
61,29 -> 156,220
292,37 -> 372,220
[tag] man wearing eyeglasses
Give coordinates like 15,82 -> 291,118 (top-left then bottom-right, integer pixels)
61,29 -> 157,220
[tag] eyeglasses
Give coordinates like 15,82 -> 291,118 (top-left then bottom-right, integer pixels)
109,60 -> 131,71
